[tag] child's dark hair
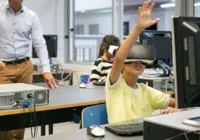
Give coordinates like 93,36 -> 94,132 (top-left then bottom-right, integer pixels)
98,35 -> 120,58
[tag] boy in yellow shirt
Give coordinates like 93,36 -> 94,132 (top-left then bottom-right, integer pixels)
105,0 -> 177,124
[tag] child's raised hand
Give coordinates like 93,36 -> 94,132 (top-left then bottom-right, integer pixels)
136,0 -> 160,31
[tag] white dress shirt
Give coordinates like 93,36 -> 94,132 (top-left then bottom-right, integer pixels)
0,3 -> 50,73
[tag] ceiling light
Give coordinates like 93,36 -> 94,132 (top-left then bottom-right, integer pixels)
160,3 -> 175,8
194,2 -> 200,6
161,2 -> 200,8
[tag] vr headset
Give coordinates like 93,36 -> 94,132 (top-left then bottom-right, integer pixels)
124,45 -> 156,65
107,45 -> 119,56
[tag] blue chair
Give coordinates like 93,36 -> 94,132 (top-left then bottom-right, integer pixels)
81,103 -> 108,128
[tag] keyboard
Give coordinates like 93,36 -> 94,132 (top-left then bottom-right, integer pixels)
105,123 -> 143,136
92,81 -> 105,86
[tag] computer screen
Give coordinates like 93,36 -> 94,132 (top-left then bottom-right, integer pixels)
139,30 -> 172,66
32,35 -> 58,58
145,23 -> 157,30
172,16 -> 200,108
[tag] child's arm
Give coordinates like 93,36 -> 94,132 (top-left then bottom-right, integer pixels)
109,0 -> 160,84
0,61 -> 5,70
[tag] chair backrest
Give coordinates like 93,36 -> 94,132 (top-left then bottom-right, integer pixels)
81,103 -> 108,128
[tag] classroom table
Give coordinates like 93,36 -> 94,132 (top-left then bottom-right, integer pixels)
0,85 -> 105,136
26,118 -> 144,140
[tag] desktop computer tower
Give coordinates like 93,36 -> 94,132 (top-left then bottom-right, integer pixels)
144,121 -> 199,140
138,77 -> 169,93
143,109 -> 200,140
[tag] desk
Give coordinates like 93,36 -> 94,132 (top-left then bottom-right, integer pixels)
144,108 -> 200,139
0,86 -> 105,135
27,128 -> 142,140
27,119 -> 144,140
28,109 -> 200,140
33,71 -> 73,85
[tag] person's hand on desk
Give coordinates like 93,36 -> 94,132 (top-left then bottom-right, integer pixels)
43,72 -> 58,88
162,107 -> 181,114
0,61 -> 6,70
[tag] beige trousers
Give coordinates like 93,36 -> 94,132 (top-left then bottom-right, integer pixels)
0,60 -> 33,140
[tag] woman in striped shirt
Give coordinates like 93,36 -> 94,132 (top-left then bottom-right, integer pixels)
90,35 -> 120,82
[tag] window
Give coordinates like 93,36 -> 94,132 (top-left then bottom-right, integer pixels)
123,21 -> 129,36
123,0 -> 175,33
69,0 -> 113,62
75,25 -> 84,35
89,24 -> 99,35
195,0 -> 200,17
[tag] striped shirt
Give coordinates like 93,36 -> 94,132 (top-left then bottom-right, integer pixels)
90,58 -> 112,82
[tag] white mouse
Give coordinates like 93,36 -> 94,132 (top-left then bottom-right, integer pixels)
87,125 -> 105,137
79,83 -> 86,88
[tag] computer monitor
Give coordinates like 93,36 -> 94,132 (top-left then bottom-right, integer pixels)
145,23 -> 157,30
32,35 -> 58,59
139,30 -> 172,63
172,16 -> 200,108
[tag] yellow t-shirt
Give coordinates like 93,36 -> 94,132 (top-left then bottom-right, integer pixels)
105,74 -> 170,124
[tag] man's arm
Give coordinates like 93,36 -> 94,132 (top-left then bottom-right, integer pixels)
109,0 -> 160,84
31,14 -> 50,73
31,14 -> 58,88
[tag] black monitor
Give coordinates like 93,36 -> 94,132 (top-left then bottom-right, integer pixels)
139,30 -> 172,63
172,16 -> 200,108
32,35 -> 58,58
145,23 -> 157,30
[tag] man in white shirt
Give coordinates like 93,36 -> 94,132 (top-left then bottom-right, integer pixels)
0,0 -> 58,139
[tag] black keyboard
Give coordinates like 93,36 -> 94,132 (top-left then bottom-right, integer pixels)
105,123 -> 143,136
92,81 -> 105,86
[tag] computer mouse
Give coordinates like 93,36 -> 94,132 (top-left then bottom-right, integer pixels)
87,125 -> 105,137
79,83 -> 86,88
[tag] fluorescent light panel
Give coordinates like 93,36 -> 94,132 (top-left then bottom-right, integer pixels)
160,2 -> 200,8
160,3 -> 175,8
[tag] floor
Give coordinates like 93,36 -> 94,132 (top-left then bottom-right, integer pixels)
24,122 -> 80,139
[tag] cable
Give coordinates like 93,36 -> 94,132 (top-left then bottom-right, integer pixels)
20,105 -> 26,131
28,97 -> 38,138
38,58 -> 73,83
165,130 -> 200,140
28,107 -> 34,138
51,59 -> 73,82
33,98 -> 38,137
184,133 -> 189,140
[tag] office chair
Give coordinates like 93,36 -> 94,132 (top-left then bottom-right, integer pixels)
81,103 -> 108,128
